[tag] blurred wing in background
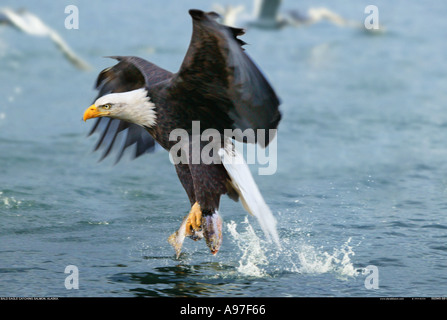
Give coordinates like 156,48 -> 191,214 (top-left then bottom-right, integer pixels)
0,7 -> 91,70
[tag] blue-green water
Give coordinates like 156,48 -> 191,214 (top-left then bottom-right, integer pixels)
1,0 -> 447,297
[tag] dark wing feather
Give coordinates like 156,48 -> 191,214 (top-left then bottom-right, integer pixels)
88,56 -> 171,163
171,9 -> 281,147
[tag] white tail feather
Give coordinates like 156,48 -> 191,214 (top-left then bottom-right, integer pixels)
218,143 -> 281,248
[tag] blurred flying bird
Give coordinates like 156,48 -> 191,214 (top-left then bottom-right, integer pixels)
213,0 -> 360,29
0,7 -> 91,70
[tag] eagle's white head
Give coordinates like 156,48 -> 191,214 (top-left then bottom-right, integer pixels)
83,88 -> 157,128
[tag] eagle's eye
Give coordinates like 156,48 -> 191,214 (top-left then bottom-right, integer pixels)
102,104 -> 112,110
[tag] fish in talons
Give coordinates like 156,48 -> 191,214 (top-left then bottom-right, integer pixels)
168,203 -> 223,258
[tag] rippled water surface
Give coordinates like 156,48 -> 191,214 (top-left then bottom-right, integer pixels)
1,0 -> 447,297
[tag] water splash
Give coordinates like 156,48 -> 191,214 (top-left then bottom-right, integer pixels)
227,218 -> 269,277
285,238 -> 358,278
0,191 -> 22,209
227,217 -> 358,279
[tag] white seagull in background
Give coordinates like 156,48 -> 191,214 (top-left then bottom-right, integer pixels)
213,0 -> 360,29
0,7 -> 91,70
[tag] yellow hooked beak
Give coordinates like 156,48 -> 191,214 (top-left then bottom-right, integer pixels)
83,104 -> 108,121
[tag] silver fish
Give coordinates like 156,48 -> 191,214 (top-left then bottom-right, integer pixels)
203,212 -> 223,255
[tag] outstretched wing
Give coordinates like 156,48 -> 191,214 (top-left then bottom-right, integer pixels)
171,9 -> 281,147
88,56 -> 172,163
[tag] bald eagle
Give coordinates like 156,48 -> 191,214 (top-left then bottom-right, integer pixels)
82,9 -> 281,258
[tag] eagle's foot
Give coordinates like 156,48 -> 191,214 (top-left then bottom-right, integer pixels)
185,202 -> 202,240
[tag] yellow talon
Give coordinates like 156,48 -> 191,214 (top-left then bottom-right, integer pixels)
185,202 -> 202,238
